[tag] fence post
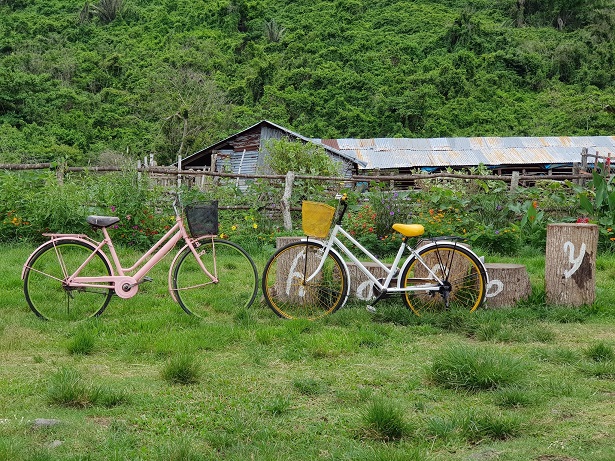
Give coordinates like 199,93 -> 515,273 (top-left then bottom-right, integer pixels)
281,171 -> 295,231
510,171 -> 519,191
55,161 -> 66,185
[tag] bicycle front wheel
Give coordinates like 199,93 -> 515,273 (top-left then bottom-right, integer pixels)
23,240 -> 113,321
262,241 -> 349,320
171,238 -> 258,317
401,243 -> 486,316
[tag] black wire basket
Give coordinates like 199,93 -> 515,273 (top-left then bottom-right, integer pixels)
185,201 -> 219,237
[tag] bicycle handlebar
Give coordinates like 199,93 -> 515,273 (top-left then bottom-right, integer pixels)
336,193 -> 348,225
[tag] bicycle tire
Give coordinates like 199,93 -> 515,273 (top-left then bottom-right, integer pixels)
262,240 -> 349,320
171,238 -> 258,317
401,242 -> 486,316
23,239 -> 113,321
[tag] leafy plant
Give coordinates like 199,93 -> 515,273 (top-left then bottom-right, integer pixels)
578,168 -> 615,247
263,138 -> 341,178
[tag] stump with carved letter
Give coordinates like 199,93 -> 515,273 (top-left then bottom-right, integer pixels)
545,223 -> 598,306
484,263 -> 531,308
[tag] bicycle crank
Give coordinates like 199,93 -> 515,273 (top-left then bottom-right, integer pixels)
114,276 -> 139,298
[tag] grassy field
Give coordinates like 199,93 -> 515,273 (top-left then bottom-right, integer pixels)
1,243 -> 614,461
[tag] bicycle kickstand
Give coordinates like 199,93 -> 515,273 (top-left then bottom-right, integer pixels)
366,291 -> 388,314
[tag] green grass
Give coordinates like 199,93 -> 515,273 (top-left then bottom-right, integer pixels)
161,354 -> 202,385
2,244 -> 615,460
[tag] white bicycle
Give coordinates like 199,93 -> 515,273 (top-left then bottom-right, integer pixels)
261,195 -> 488,320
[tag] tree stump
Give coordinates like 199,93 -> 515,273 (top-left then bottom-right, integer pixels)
484,263 -> 531,308
545,223 -> 598,306
346,262 -> 390,300
276,236 -> 303,249
273,237 -> 321,304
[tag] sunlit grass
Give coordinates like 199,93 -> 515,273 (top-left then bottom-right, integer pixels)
2,243 -> 615,460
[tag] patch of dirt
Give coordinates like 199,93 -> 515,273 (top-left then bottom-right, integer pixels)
86,416 -> 113,428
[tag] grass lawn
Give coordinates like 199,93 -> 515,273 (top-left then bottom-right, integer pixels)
1,243 -> 614,460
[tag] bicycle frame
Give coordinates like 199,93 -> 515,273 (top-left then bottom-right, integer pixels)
22,214 -> 217,299
307,222 -> 449,296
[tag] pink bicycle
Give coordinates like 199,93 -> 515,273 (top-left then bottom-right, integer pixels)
22,200 -> 258,321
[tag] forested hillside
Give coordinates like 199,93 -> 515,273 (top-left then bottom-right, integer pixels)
1,0 -> 614,166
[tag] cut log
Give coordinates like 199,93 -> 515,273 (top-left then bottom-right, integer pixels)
484,263 -> 531,308
346,262 -> 391,300
545,223 -> 598,306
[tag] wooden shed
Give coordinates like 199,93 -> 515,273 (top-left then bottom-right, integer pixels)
180,120 -> 365,187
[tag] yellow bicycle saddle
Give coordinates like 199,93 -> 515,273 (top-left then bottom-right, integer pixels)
392,223 -> 425,237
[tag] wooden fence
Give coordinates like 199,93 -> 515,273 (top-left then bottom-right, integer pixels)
0,161 -> 597,189
0,158 -> 603,230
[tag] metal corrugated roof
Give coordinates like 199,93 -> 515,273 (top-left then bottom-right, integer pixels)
321,136 -> 615,170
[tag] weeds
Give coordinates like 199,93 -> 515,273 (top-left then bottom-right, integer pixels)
46,367 -> 127,408
293,378 -> 327,396
67,329 -> 96,355
161,354 -> 202,385
429,344 -> 528,391
361,397 -> 409,442
585,342 -> 614,362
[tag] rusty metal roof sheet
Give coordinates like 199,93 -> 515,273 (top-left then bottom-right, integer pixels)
318,136 -> 615,170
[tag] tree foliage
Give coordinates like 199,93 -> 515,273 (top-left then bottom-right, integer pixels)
263,138 -> 341,176
0,0 -> 614,165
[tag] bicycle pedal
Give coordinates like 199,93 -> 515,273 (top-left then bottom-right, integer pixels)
366,305 -> 377,314
139,277 -> 153,284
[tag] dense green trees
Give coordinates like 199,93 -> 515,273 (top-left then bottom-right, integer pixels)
0,0 -> 614,166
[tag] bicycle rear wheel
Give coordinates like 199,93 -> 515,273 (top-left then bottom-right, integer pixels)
171,238 -> 258,317
262,241 -> 349,320
401,242 -> 486,316
23,240 -> 113,321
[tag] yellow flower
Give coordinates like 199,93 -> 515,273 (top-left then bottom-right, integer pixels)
231,225 -> 237,231
252,223 -> 258,229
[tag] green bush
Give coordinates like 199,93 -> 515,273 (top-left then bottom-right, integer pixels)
0,168 -> 588,257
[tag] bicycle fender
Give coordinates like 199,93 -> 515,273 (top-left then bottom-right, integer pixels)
22,236 -> 113,280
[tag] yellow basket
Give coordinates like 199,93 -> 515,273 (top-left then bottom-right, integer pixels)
302,201 -> 335,238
